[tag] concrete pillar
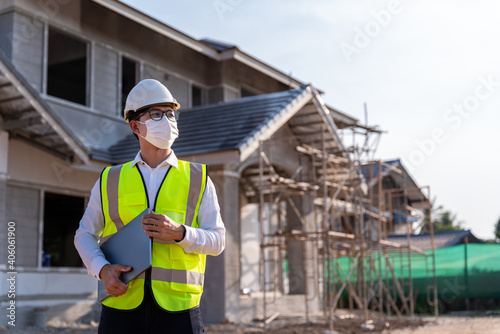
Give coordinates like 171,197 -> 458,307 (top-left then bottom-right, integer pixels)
285,193 -> 319,312
201,164 -> 240,323
284,152 -> 319,313
286,193 -> 318,295
201,251 -> 225,323
286,194 -> 304,294
300,159 -> 320,314
220,165 -> 240,322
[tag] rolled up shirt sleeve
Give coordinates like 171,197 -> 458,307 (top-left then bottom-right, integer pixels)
74,179 -> 109,279
176,177 -> 226,255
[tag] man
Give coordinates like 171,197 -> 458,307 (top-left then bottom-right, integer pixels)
74,79 -> 225,334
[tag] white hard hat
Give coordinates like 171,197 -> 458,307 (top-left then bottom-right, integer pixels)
124,79 -> 180,122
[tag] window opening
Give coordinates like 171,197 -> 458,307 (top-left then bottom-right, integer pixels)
43,192 -> 84,267
47,28 -> 88,105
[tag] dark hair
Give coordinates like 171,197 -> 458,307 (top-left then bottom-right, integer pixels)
126,109 -> 142,123
127,109 -> 145,140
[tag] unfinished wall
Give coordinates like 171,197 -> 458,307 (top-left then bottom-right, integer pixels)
0,137 -> 101,327
93,44 -> 119,115
0,1 -> 210,118
0,11 -> 14,59
0,131 -> 8,267
5,139 -> 98,266
240,203 -> 259,292
207,86 -> 224,104
80,1 -> 211,87
7,139 -> 98,191
220,59 -> 291,97
143,63 -> 190,110
5,185 -> 39,266
5,9 -> 44,92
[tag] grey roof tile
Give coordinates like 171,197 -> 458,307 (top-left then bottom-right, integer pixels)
200,38 -> 238,52
387,230 -> 483,251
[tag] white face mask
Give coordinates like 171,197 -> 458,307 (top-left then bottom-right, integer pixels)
136,116 -> 179,149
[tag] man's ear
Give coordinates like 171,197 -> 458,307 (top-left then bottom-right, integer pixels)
129,120 -> 139,135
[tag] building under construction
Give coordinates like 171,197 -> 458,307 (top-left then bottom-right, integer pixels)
244,118 -> 437,330
0,0 -> 438,328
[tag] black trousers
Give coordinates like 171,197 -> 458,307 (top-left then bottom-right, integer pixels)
98,281 -> 204,334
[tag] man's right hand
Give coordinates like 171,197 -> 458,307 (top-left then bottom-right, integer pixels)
99,264 -> 132,297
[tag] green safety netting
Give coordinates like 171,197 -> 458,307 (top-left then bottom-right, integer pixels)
330,244 -> 500,300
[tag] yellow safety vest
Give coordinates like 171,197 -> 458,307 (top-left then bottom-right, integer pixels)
99,160 -> 207,312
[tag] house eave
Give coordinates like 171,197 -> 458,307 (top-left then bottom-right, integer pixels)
91,1 -> 310,91
91,0 -> 221,60
220,49 -> 304,90
0,52 -> 89,164
238,85 -> 349,163
238,87 -> 312,162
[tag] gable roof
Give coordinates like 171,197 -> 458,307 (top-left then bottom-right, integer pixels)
361,159 -> 427,203
387,230 -> 483,251
101,84 -> 357,164
361,159 -> 410,184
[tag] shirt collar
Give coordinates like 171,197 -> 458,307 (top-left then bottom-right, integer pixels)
130,150 -> 178,169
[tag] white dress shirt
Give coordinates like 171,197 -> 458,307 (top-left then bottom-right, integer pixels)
74,151 -> 226,279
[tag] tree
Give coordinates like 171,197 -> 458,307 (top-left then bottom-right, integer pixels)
418,198 -> 464,234
433,210 -> 464,232
494,217 -> 500,241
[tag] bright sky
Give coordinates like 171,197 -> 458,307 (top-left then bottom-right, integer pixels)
121,0 -> 500,239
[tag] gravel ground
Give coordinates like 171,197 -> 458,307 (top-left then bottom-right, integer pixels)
3,314 -> 500,333
388,315 -> 500,334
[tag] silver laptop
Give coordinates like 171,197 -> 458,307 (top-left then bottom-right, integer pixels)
97,208 -> 152,302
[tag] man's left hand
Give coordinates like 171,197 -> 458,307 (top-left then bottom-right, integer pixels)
142,210 -> 185,241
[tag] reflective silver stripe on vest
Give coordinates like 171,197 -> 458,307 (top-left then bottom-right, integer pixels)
151,267 -> 204,286
185,163 -> 203,227
106,165 -> 125,231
